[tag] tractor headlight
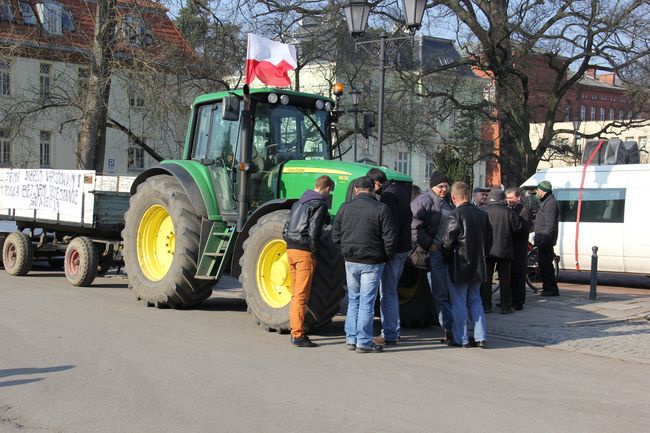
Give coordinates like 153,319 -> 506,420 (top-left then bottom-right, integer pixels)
280,94 -> 290,105
315,100 -> 325,110
324,101 -> 333,111
268,93 -> 278,104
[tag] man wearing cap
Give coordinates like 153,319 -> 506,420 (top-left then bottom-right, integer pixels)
472,187 -> 489,209
535,180 -> 560,296
366,168 -> 412,346
483,188 -> 521,313
332,176 -> 397,353
506,187 -> 532,310
410,171 -> 455,343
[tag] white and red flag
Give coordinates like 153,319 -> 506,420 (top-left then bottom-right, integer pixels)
245,33 -> 297,87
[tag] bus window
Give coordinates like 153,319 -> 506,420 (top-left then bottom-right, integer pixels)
555,188 -> 625,223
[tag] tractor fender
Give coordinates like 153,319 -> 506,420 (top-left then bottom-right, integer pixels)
230,198 -> 297,278
130,165 -> 208,219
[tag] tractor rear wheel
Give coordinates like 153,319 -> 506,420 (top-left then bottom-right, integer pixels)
64,237 -> 99,287
398,263 -> 437,328
122,175 -> 212,308
2,232 -> 33,276
240,210 -> 345,332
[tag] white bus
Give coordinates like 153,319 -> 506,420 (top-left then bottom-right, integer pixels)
522,164 -> 650,276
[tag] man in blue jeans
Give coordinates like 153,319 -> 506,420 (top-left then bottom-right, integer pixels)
441,182 -> 491,348
367,168 -> 412,346
332,176 -> 396,353
410,171 -> 455,344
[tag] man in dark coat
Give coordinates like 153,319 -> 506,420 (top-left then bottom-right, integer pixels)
534,180 -> 560,296
483,188 -> 521,314
410,171 -> 455,343
472,187 -> 489,209
332,176 -> 396,353
283,175 -> 334,347
506,187 -> 532,309
441,182 -> 492,348
367,168 -> 412,345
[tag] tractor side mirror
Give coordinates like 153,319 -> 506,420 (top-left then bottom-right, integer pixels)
222,96 -> 240,121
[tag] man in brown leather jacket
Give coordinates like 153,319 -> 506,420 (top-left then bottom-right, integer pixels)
441,182 -> 492,348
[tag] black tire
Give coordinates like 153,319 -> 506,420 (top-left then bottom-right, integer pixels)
0,234 -> 6,266
525,248 -> 560,292
398,264 -> 437,328
122,175 -> 212,308
240,210 -> 345,332
64,237 -> 99,287
2,232 -> 33,276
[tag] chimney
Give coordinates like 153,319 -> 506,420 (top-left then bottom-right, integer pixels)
599,73 -> 616,86
586,66 -> 597,79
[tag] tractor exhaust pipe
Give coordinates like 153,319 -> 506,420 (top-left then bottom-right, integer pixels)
237,85 -> 252,232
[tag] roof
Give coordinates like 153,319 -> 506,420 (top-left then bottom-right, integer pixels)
400,36 -> 475,77
569,71 -> 623,90
0,0 -> 192,63
192,87 -> 335,107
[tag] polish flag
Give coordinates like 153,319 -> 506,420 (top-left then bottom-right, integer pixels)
245,33 -> 297,87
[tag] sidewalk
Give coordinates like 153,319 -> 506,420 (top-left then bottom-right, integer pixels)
486,282 -> 650,364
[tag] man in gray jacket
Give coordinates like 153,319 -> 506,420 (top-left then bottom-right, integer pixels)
534,180 -> 560,296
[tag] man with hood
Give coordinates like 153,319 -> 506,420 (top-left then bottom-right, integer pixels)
283,175 -> 334,347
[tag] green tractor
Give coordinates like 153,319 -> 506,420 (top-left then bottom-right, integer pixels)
122,86 -> 431,332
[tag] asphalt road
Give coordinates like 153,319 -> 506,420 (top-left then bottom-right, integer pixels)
1,266 -> 649,433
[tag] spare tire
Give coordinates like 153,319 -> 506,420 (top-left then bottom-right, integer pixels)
240,210 -> 345,332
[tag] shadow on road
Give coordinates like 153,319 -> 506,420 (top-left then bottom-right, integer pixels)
0,365 -> 75,388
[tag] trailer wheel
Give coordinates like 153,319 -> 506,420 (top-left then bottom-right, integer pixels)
64,237 -> 99,287
398,264 -> 437,328
122,175 -> 212,308
2,232 -> 33,276
240,210 -> 345,332
0,234 -> 6,266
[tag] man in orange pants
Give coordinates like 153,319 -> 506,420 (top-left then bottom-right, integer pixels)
283,175 -> 334,347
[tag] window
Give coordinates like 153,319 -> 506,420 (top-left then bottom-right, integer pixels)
61,7 -> 74,31
0,59 -> 10,96
564,105 -> 570,121
579,105 -> 586,120
128,84 -> 144,108
424,161 -> 434,181
122,15 -> 152,46
599,107 -> 605,121
590,106 -> 596,121
0,0 -> 14,22
448,111 -> 456,128
555,188 -> 625,223
39,131 -> 50,167
618,110 -> 624,120
128,138 -> 145,170
19,2 -> 35,24
36,2 -> 62,34
609,108 -> 615,121
395,152 -> 408,174
0,129 -> 10,166
39,63 -> 51,99
639,136 -> 647,148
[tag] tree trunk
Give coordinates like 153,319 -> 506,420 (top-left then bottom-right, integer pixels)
77,0 -> 118,172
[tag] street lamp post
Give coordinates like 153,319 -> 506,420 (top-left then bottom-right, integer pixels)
349,88 -> 362,162
344,0 -> 426,166
572,117 -> 582,165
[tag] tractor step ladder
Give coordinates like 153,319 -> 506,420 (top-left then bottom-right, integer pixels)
195,225 -> 235,280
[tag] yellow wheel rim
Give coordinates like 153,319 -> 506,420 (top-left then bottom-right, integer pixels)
256,239 -> 292,308
137,204 -> 175,281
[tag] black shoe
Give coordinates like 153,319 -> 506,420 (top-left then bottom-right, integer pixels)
500,308 -> 514,314
540,290 -> 559,297
448,341 -> 471,348
483,307 -> 492,314
356,343 -> 383,353
442,329 -> 454,345
346,343 -> 357,351
473,340 -> 487,348
291,336 -> 318,347
514,304 -> 524,311
373,336 -> 397,346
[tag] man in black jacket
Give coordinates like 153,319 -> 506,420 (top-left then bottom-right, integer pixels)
534,180 -> 560,296
367,168 -> 412,346
332,176 -> 396,353
283,175 -> 334,347
483,188 -> 521,314
441,182 -> 492,348
506,187 -> 532,309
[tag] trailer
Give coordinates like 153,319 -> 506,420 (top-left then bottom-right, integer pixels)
0,169 -> 134,286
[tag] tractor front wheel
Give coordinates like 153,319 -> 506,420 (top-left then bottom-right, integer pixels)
240,210 -> 345,332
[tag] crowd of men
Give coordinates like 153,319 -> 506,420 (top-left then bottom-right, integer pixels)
282,170 -> 560,353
